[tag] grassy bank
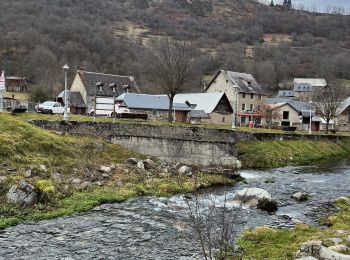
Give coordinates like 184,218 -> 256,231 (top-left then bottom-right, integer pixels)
237,198 -> 350,259
0,113 -> 235,229
239,139 -> 350,168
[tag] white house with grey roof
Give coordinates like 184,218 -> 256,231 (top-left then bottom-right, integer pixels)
172,92 -> 233,125
266,97 -> 322,131
68,69 -> 140,114
293,78 -> 327,101
204,70 -> 267,127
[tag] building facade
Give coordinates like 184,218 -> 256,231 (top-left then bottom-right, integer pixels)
204,70 -> 267,127
69,70 -> 140,114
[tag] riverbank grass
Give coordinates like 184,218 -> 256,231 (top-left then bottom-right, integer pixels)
239,139 -> 350,168
237,198 -> 350,259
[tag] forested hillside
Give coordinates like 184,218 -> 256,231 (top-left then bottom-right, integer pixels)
0,0 -> 349,96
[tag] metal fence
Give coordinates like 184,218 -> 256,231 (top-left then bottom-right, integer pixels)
3,100 -> 38,113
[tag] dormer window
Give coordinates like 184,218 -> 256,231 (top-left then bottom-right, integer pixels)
123,84 -> 130,93
109,83 -> 117,93
96,82 -> 104,92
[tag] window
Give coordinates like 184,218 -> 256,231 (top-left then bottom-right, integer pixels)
250,94 -> 254,99
283,111 -> 289,120
257,104 -> 261,111
242,104 -> 246,111
259,94 -> 262,100
241,117 -> 246,125
242,93 -> 246,98
222,117 -> 225,122
250,104 -> 254,111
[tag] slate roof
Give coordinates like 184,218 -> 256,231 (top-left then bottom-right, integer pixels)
294,78 -> 327,88
78,70 -> 140,97
337,97 -> 350,115
189,110 -> 210,119
58,90 -> 86,108
172,92 -> 232,114
207,70 -> 266,95
266,97 -> 312,113
116,93 -> 191,111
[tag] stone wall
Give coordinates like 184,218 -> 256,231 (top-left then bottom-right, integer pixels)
31,120 -> 350,168
31,120 -> 238,168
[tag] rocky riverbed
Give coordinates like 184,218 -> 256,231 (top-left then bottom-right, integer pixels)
1,158 -> 350,259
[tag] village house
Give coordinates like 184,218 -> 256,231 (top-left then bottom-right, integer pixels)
293,78 -> 327,101
204,70 -> 267,127
116,93 -> 191,122
5,76 -> 29,92
68,69 -> 140,115
335,97 -> 350,132
266,97 -> 321,131
172,92 -> 233,125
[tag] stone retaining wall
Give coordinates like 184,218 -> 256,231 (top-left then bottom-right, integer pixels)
31,120 -> 350,168
31,120 -> 238,168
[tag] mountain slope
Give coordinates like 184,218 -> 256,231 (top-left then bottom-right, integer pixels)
0,0 -> 349,94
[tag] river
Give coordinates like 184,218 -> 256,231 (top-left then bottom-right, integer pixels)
1,158 -> 350,259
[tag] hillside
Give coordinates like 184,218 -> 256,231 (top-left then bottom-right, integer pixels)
0,0 -> 349,95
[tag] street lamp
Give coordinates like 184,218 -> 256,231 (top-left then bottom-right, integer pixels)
109,83 -> 117,122
231,91 -> 239,129
309,100 -> 313,134
62,64 -> 69,121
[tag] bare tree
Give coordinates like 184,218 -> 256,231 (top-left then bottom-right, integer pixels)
313,85 -> 349,134
260,104 -> 282,129
148,39 -> 195,121
184,190 -> 243,259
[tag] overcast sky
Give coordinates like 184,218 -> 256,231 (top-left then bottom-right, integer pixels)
262,0 -> 350,12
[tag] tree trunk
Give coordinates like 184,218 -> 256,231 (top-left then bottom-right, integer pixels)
325,119 -> 330,134
168,94 -> 174,122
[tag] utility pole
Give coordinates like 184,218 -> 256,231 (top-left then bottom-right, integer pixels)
0,71 -> 6,112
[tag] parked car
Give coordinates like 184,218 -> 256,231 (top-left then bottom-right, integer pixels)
89,104 -> 130,117
35,101 -> 69,114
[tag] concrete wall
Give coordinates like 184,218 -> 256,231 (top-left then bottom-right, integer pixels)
31,120 -> 238,169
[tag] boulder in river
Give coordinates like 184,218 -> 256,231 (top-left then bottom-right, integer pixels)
234,187 -> 272,207
292,192 -> 309,202
257,198 -> 278,213
6,180 -> 39,206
